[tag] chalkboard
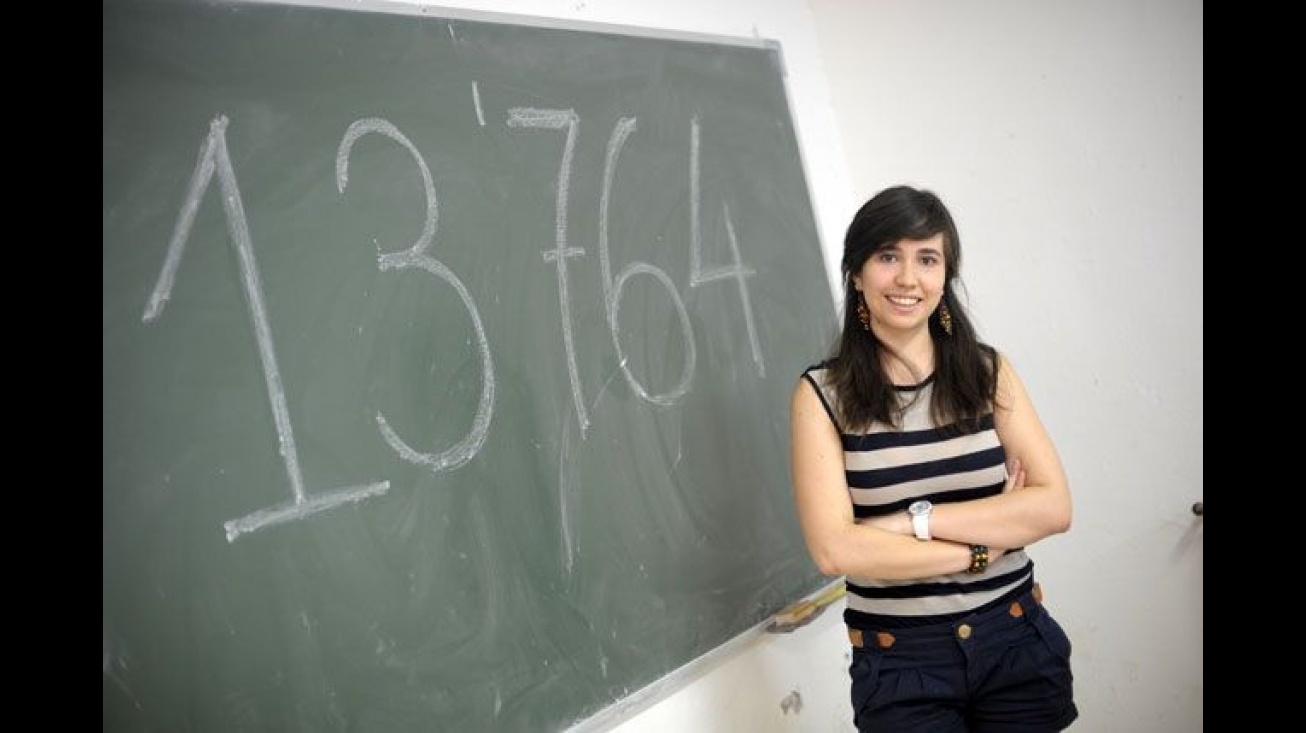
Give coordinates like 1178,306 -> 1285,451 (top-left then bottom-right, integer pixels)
103,1 -> 836,730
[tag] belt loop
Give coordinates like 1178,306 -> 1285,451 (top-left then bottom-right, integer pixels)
847,628 -> 896,649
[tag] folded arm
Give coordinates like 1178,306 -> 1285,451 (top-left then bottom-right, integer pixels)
788,354 -> 1071,582
790,377 -> 976,580
926,353 -> 1071,548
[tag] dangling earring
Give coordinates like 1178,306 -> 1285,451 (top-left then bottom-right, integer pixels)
937,302 -> 953,336
855,293 -> 872,332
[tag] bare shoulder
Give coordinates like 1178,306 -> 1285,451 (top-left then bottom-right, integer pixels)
993,350 -> 1032,413
790,372 -> 822,414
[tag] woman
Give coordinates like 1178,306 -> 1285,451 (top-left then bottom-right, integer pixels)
790,185 -> 1078,731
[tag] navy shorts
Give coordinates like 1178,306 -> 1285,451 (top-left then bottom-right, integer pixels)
847,583 -> 1078,732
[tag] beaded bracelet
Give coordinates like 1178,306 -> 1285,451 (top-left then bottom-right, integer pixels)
967,544 -> 990,574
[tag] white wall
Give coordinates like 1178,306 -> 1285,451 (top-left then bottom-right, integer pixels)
300,1 -> 1203,730
808,1 -> 1203,730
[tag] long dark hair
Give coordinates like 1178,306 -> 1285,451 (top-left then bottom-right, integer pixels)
826,185 -> 998,432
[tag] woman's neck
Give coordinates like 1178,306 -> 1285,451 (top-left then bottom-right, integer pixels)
876,328 -> 935,384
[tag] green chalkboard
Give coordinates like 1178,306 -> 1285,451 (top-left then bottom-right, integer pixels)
103,1 -> 836,730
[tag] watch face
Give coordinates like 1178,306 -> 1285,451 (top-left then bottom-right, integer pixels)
909,500 -> 931,516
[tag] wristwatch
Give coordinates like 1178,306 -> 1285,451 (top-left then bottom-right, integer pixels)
908,500 -> 933,541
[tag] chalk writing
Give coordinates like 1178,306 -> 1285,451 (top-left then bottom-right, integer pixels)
142,114 -> 390,542
336,117 -> 497,476
472,81 -> 486,127
506,107 -> 592,431
599,116 -> 696,407
688,116 -> 764,377
143,107 -> 763,542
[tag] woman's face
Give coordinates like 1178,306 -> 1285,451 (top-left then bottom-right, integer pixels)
851,233 -> 947,338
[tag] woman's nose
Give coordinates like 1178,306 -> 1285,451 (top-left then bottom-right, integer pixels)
894,262 -> 916,284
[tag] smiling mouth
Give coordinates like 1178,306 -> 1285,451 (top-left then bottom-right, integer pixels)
886,295 -> 921,306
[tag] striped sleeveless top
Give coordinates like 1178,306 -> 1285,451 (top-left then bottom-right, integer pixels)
801,362 -> 1034,630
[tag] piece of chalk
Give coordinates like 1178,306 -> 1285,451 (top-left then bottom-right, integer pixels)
766,583 -> 845,633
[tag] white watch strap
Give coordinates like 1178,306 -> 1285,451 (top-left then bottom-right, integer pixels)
911,511 -> 931,541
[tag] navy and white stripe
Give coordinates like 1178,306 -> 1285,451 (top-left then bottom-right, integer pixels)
802,363 -> 1034,629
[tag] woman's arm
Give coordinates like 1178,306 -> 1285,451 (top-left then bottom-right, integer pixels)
790,377 -> 980,581
922,352 -> 1073,548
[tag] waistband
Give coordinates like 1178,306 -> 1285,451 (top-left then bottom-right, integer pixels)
848,582 -> 1044,650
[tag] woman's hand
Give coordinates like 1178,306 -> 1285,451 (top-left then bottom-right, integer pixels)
1004,458 -> 1026,493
